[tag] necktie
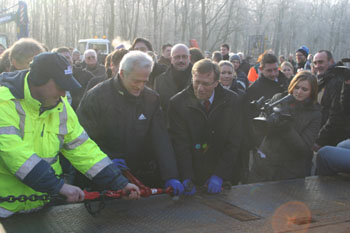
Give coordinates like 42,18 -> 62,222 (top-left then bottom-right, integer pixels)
204,100 -> 211,112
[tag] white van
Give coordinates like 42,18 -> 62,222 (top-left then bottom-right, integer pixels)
78,38 -> 112,63
0,34 -> 9,48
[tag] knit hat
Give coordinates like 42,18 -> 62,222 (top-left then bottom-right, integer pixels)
28,52 -> 81,91
229,54 -> 241,63
296,46 -> 309,58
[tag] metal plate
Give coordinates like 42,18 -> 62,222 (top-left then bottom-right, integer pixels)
2,176 -> 350,233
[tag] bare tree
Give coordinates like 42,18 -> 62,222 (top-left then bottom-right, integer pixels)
1,0 -> 350,60
108,0 -> 115,40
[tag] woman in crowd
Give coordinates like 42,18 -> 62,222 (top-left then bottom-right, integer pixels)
218,60 -> 245,97
281,61 -> 295,80
249,71 -> 321,182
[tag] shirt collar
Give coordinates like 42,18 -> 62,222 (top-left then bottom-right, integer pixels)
201,89 -> 215,105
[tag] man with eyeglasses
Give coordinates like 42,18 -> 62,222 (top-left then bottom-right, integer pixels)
167,59 -> 242,195
155,44 -> 192,121
83,49 -> 105,77
295,46 -> 311,72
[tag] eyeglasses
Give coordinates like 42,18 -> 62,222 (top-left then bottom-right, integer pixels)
86,56 -> 96,60
193,79 -> 217,87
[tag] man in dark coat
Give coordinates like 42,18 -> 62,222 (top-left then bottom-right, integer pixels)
130,37 -> 167,89
220,44 -> 230,60
295,46 -> 311,72
313,50 -> 348,150
76,51 -> 184,195
158,43 -> 172,67
56,47 -> 94,110
155,44 -> 192,117
316,78 -> 350,175
83,49 -> 106,77
237,52 -> 251,76
245,53 -> 289,117
241,53 -> 289,183
168,59 -> 242,195
230,54 -> 249,89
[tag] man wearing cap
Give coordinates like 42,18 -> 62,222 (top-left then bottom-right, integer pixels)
230,54 -> 249,90
295,46 -> 311,72
0,52 -> 140,218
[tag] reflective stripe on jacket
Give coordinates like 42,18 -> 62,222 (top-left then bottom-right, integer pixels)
0,72 -> 113,214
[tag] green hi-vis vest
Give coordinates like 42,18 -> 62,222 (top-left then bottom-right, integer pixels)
0,73 -> 111,216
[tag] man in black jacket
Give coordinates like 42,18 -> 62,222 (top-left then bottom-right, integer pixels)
155,44 -> 192,118
168,59 -> 242,195
76,51 -> 184,195
82,49 -> 106,77
295,46 -> 311,72
220,44 -> 230,60
241,53 -> 289,183
245,53 -> 289,106
317,78 -> 350,175
313,50 -> 347,150
244,53 -> 289,138
55,47 -> 94,111
230,54 -> 249,89
130,37 -> 167,89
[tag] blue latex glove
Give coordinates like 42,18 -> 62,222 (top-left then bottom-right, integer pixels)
112,158 -> 128,170
183,179 -> 196,196
206,175 -> 223,194
165,179 -> 184,196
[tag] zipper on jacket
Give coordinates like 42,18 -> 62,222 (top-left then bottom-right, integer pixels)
41,124 -> 45,137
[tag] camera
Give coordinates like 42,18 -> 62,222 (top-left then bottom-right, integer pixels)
251,94 -> 295,132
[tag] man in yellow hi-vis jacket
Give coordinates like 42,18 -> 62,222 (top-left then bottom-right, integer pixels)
0,52 -> 140,218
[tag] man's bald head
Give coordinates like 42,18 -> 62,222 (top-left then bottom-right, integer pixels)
171,44 -> 189,57
171,44 -> 191,71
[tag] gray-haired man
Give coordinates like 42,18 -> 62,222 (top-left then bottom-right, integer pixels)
77,51 -> 184,195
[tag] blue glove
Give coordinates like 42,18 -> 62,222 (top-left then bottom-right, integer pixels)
206,175 -> 223,194
165,179 -> 184,196
183,179 -> 196,196
112,158 -> 128,170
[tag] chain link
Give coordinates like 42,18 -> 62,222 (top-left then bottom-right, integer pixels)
0,194 -> 51,203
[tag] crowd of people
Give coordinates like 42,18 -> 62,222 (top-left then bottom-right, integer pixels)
0,37 -> 349,218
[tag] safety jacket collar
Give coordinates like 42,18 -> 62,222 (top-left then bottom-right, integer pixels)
23,72 -> 64,117
0,70 -> 27,99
